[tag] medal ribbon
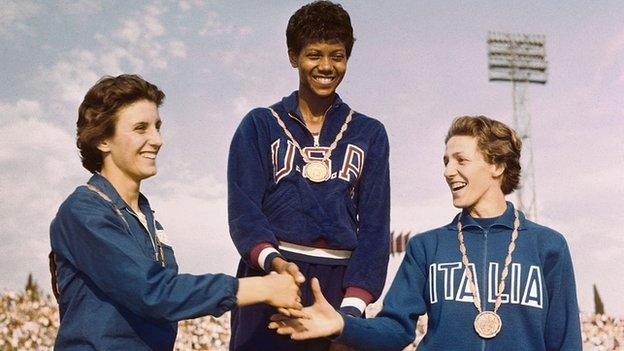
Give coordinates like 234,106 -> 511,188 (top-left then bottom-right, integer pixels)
457,210 -> 520,318
268,107 -> 353,165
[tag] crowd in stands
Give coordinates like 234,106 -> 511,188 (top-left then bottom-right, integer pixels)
1,287 -> 621,350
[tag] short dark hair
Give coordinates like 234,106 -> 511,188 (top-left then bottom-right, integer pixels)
286,1 -> 355,58
76,74 -> 165,173
445,116 -> 522,195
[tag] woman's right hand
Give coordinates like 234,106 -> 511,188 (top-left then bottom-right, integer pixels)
236,273 -> 303,311
263,272 -> 303,309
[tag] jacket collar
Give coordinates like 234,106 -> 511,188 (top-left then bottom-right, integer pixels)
446,201 -> 526,231
278,90 -> 345,124
87,173 -> 151,213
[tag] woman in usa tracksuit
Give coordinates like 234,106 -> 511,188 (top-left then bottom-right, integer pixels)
227,2 -> 390,350
49,74 -> 302,350
270,116 -> 582,351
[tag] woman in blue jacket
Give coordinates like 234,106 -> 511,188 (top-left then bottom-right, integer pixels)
228,1 -> 390,350
49,74 -> 302,350
270,116 -> 582,351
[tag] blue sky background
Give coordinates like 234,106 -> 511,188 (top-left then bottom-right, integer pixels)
1,0 -> 623,316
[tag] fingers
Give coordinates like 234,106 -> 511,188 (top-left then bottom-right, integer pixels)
276,307 -> 291,317
286,308 -> 309,318
310,277 -> 328,304
285,263 -> 306,284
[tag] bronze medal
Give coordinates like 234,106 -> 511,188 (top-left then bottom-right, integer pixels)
303,161 -> 330,182
474,311 -> 502,338
458,209 -> 520,339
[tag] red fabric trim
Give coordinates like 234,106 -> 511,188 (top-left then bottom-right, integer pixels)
249,242 -> 274,269
344,286 -> 374,305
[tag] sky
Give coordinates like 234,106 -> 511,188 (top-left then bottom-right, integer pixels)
1,0 -> 623,316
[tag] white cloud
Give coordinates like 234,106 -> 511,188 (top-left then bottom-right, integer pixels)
198,12 -> 233,36
56,0 -> 102,15
178,0 -> 204,12
168,40 -> 188,58
115,19 -> 141,44
43,49 -> 101,106
0,0 -> 41,38
146,174 -> 239,276
0,99 -> 87,292
41,3 -> 191,107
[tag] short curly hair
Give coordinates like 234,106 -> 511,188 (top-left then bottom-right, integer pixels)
76,74 -> 165,173
445,116 -> 522,195
286,1 -> 355,58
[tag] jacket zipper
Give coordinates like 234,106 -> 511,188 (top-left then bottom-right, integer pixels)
482,228 -> 489,351
125,208 -> 159,260
288,103 -> 337,147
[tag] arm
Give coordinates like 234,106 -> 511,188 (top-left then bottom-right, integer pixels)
341,123 -> 391,315
52,194 -> 301,323
271,239 -> 427,351
544,240 -> 582,350
227,111 -> 284,271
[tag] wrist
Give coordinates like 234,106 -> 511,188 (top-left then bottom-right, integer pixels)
332,310 -> 346,336
271,256 -> 288,272
237,276 -> 270,306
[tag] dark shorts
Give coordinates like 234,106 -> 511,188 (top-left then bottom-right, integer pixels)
230,259 -> 348,351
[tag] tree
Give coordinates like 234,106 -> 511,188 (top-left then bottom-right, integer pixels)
593,284 -> 605,315
25,273 -> 40,300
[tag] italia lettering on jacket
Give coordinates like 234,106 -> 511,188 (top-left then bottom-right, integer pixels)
428,262 -> 544,309
271,138 -> 365,183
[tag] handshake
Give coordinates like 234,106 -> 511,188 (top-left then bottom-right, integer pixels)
237,257 -> 306,316
237,257 -> 346,341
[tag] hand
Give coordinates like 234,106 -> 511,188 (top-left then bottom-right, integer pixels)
264,272 -> 304,310
272,257 -> 305,284
237,273 -> 302,310
268,277 -> 344,340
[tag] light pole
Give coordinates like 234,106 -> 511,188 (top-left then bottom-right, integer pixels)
487,32 -> 547,220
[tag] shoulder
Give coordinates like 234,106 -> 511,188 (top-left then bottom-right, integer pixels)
407,225 -> 450,252
239,107 -> 273,126
522,218 -> 569,249
351,110 -> 386,132
54,186 -> 112,224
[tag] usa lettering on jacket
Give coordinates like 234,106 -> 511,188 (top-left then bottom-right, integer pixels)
428,261 -> 544,309
271,139 -> 365,183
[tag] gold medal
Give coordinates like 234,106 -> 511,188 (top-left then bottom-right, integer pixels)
303,161 -> 330,182
474,311 -> 502,339
268,108 -> 354,184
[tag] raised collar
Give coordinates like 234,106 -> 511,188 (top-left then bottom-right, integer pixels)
279,90 -> 344,124
87,173 -> 151,213
446,201 -> 527,231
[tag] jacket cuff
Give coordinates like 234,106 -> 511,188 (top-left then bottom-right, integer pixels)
249,242 -> 277,269
339,287 -> 374,316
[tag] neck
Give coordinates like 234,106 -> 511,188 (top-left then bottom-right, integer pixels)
100,168 -> 141,213
468,193 -> 507,218
298,88 -> 334,120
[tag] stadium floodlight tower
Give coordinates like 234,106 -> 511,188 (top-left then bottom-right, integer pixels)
487,31 -> 547,221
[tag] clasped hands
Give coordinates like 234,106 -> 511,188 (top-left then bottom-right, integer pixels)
268,256 -> 345,341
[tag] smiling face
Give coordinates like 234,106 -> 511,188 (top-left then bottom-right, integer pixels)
443,135 -> 505,212
98,99 -> 162,184
289,41 -> 347,99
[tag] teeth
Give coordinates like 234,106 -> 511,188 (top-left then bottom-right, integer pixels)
314,77 -> 333,84
451,182 -> 467,191
142,153 -> 156,160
